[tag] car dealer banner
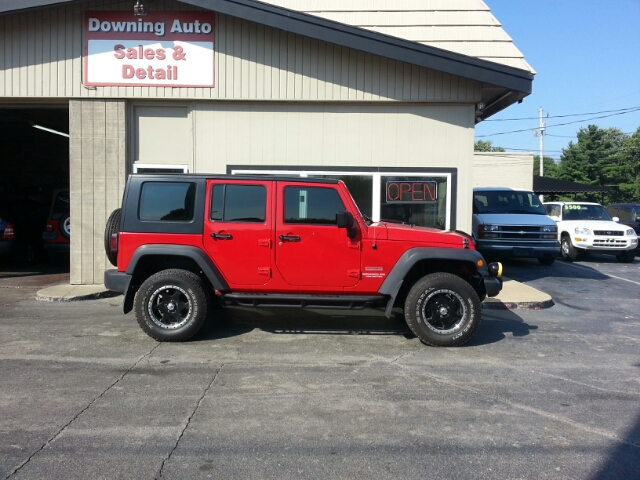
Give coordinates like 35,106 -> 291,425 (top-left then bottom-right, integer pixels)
84,11 -> 215,88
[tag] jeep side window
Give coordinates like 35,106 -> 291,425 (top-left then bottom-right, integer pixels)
210,184 -> 266,222
139,182 -> 196,221
284,186 -> 346,225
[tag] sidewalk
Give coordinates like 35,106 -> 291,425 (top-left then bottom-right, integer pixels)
36,276 -> 553,310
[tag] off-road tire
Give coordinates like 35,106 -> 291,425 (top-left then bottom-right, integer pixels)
560,235 -> 578,261
404,273 -> 481,347
134,269 -> 210,342
617,250 -> 635,263
104,208 -> 121,266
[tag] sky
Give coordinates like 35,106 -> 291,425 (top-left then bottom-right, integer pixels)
475,0 -> 640,163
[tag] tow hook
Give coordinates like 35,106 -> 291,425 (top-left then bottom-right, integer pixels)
488,262 -> 503,277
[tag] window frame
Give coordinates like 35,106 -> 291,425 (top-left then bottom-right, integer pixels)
209,183 -> 267,223
228,166 -> 456,230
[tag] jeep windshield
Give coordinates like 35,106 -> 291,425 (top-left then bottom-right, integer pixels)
473,191 -> 547,215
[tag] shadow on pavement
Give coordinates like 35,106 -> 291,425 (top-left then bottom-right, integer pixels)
192,305 -> 535,347
497,257 -> 611,282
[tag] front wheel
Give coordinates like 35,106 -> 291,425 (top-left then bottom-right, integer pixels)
404,273 -> 481,347
538,257 -> 555,266
561,235 -> 578,261
617,250 -> 635,263
134,269 -> 210,342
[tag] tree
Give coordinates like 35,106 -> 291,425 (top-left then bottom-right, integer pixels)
622,127 -> 640,199
557,125 -> 633,203
533,156 -> 558,178
474,140 -> 505,152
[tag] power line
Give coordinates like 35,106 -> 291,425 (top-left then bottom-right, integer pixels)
483,106 -> 640,122
476,107 -> 640,138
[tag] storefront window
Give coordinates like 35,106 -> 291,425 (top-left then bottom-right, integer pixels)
229,167 -> 452,230
380,176 -> 447,229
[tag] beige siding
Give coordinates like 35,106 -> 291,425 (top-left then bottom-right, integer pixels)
473,152 -> 534,190
264,0 -> 535,73
0,0 -> 482,102
69,99 -> 126,285
192,102 -> 476,232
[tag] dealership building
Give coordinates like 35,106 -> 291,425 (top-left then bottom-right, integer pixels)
0,0 -> 534,285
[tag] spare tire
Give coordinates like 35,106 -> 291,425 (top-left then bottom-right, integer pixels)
59,214 -> 71,240
104,208 -> 122,266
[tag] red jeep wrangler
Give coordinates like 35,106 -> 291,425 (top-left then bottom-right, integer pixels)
104,175 -> 502,347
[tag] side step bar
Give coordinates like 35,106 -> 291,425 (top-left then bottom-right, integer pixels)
221,293 -> 388,310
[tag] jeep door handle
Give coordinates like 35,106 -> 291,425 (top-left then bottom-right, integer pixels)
279,234 -> 301,242
211,233 -> 233,240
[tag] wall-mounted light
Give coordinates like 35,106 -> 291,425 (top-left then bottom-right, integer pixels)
134,1 -> 147,16
31,123 -> 70,138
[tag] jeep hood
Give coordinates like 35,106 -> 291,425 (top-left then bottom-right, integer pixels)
373,222 -> 470,247
474,213 -> 555,226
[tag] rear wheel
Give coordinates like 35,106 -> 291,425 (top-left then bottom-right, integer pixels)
561,235 -> 578,261
404,273 -> 481,347
617,250 -> 635,263
134,269 -> 210,342
538,257 -> 555,266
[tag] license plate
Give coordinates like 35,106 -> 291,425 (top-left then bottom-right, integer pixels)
513,247 -> 533,257
42,232 -> 57,240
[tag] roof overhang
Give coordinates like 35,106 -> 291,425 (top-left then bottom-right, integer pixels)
1,0 -> 533,115
533,176 -> 608,194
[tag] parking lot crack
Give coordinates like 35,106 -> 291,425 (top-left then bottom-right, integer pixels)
155,364 -> 224,479
3,344 -> 161,480
401,365 -> 640,451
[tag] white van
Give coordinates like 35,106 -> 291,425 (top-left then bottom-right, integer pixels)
472,188 -> 560,265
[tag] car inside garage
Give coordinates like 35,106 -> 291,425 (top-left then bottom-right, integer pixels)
0,106 -> 69,267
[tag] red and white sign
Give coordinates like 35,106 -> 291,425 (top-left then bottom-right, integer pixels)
84,11 -> 215,88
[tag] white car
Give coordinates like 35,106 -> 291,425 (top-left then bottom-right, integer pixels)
543,201 -> 638,263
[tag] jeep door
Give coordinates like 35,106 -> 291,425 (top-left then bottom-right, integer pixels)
275,182 -> 361,287
204,180 -> 272,286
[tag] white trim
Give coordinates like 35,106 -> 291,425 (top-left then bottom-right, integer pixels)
230,168 -> 452,229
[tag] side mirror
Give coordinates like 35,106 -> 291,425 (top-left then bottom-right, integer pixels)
612,216 -> 620,222
336,211 -> 354,229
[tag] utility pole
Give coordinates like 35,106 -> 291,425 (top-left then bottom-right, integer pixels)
539,108 -> 546,177
537,108 -> 546,202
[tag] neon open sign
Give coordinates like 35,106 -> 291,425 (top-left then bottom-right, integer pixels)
386,181 -> 438,203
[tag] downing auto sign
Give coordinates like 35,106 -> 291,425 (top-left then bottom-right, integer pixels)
84,11 -> 215,88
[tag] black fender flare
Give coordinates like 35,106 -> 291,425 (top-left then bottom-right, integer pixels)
378,248 -> 488,316
122,245 -> 229,313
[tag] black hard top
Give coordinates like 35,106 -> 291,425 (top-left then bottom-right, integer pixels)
128,174 -> 340,185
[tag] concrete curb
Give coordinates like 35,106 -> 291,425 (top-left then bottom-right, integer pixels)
482,298 -> 555,310
36,285 -> 120,302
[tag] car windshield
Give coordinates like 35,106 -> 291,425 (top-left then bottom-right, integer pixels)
562,204 -> 613,221
473,191 -> 547,215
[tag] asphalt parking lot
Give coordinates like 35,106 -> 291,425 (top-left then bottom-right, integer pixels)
0,256 -> 639,480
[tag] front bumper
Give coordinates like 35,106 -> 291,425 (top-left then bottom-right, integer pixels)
571,235 -> 637,252
475,240 -> 560,259
483,275 -> 503,298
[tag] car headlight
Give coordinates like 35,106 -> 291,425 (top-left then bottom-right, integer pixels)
574,227 -> 592,235
541,225 -> 557,233
626,229 -> 636,236
482,225 -> 499,231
